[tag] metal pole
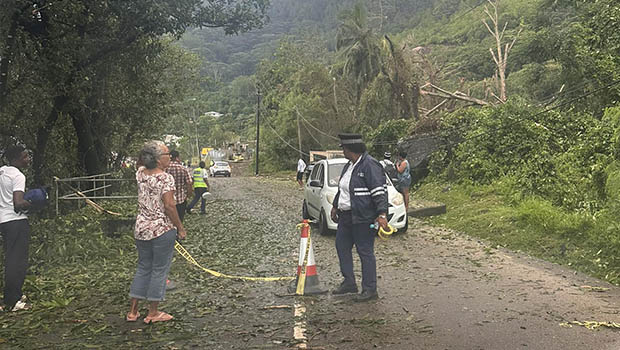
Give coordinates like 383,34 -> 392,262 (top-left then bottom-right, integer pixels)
297,112 -> 302,159
55,178 -> 59,216
255,92 -> 260,176
193,106 -> 199,159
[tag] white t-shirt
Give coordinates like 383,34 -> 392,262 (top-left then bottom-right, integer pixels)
0,166 -> 27,223
337,156 -> 362,211
297,159 -> 306,173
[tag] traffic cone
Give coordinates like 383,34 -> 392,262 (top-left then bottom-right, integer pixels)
288,220 -> 327,295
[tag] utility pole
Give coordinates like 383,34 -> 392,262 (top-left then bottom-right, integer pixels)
193,106 -> 199,160
255,91 -> 261,176
296,111 -> 302,159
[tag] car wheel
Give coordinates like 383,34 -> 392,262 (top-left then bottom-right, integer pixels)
319,210 -> 330,236
302,200 -> 310,220
399,214 -> 408,233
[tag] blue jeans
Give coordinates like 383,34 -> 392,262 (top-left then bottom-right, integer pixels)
187,187 -> 207,213
335,211 -> 377,292
129,229 -> 176,301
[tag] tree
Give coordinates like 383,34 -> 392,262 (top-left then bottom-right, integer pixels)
482,0 -> 522,103
336,3 -> 382,103
0,0 -> 270,182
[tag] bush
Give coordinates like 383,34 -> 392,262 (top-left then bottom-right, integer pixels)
430,103 -> 620,210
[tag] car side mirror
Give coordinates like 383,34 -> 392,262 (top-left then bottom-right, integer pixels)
309,180 -> 322,188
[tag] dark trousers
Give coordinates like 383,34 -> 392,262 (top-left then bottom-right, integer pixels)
187,187 -> 207,213
0,219 -> 30,308
335,211 -> 377,292
176,201 -> 186,222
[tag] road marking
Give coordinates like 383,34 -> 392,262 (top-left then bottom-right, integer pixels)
294,301 -> 307,349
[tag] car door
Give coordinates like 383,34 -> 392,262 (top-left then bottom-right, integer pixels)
306,162 -> 324,218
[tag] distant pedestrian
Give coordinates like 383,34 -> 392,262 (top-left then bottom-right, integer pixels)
163,150 -> 192,291
331,133 -> 387,302
187,161 -> 209,215
297,157 -> 306,188
396,150 -> 411,210
165,150 -> 192,222
127,140 -> 186,324
379,152 -> 399,186
0,146 -> 33,312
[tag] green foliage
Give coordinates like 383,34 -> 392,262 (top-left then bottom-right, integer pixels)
431,103 -> 619,210
254,40 -> 355,170
367,119 -> 413,156
514,197 -> 594,237
0,0 -> 269,182
336,3 -> 382,101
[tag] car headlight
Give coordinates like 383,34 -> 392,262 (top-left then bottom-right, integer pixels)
326,193 -> 335,205
390,192 -> 404,206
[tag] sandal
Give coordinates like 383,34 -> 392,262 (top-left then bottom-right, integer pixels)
143,311 -> 173,324
126,312 -> 140,322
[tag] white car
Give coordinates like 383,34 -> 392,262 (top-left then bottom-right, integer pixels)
302,158 -> 408,235
209,161 -> 231,177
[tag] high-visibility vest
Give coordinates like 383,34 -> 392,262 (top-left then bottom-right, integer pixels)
193,168 -> 207,188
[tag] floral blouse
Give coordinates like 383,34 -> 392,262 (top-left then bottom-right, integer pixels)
134,167 -> 175,240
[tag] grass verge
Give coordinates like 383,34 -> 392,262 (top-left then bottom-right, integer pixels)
414,181 -> 620,286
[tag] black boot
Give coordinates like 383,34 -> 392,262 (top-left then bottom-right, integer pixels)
331,282 -> 358,295
355,289 -> 379,302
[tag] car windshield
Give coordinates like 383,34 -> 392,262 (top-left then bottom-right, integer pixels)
216,162 -> 228,166
327,163 -> 346,187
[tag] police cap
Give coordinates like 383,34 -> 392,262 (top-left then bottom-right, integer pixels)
338,133 -> 364,146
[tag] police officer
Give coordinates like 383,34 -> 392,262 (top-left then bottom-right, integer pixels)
186,161 -> 210,215
330,133 -> 388,302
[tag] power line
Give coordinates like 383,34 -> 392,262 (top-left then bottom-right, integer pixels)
259,108 -> 310,157
294,107 -> 339,141
301,119 -> 328,149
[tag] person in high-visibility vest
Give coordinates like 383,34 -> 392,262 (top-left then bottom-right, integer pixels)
186,161 -> 210,215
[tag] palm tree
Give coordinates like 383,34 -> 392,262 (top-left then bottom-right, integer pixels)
336,3 -> 382,102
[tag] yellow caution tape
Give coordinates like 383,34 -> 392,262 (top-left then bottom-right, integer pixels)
559,321 -> 620,330
378,224 -> 396,240
175,241 -> 295,281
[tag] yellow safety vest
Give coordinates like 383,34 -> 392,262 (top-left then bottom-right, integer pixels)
193,168 -> 207,188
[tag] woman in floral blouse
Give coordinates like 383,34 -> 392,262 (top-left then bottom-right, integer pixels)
126,140 -> 187,324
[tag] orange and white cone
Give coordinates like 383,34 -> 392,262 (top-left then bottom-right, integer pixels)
289,220 -> 327,295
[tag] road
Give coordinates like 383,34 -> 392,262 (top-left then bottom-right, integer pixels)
169,172 -> 620,349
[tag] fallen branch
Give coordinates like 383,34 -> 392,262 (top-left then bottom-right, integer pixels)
425,99 -> 449,116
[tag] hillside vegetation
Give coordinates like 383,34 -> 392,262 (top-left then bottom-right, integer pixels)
177,0 -> 620,283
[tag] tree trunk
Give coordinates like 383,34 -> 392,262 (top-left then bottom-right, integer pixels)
71,106 -> 107,176
33,95 -> 69,185
411,82 -> 420,120
0,7 -> 20,112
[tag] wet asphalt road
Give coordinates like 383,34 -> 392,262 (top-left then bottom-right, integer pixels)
168,173 -> 620,350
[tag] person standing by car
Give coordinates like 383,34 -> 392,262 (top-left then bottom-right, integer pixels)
297,157 -> 307,188
126,141 -> 186,323
380,152 -> 399,186
187,161 -> 210,215
165,150 -> 192,222
0,146 -> 33,312
396,150 -> 411,210
330,133 -> 388,302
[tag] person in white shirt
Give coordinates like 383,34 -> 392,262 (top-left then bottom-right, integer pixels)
0,146 -> 32,311
296,158 -> 307,188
